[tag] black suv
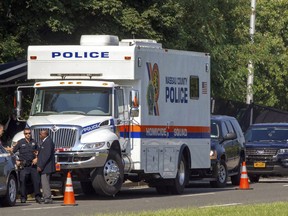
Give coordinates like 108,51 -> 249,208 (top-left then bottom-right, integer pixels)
209,115 -> 246,187
245,123 -> 288,182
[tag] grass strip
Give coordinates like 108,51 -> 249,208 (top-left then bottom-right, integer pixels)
80,202 -> 288,216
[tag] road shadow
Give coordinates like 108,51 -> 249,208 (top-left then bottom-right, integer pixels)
52,180 -> 238,202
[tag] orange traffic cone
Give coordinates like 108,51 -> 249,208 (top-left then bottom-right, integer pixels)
238,161 -> 252,190
62,172 -> 78,206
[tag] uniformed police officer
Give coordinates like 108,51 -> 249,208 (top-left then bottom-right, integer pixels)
12,128 -> 42,204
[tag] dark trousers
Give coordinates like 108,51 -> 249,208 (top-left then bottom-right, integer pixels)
19,166 -> 41,199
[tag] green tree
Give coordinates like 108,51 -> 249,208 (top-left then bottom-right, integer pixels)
178,0 -> 251,102
178,0 -> 288,110
0,0 -> 182,121
0,0 -> 182,63
251,0 -> 288,110
0,0 -> 287,111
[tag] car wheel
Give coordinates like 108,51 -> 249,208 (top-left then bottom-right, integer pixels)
92,150 -> 124,196
231,157 -> 243,186
210,159 -> 228,188
249,174 -> 260,183
0,174 -> 17,207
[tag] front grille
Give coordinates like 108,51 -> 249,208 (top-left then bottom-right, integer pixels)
246,148 -> 278,156
246,148 -> 277,160
32,127 -> 78,149
246,155 -> 274,162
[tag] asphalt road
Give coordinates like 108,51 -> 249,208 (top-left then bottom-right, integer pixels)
1,177 -> 288,216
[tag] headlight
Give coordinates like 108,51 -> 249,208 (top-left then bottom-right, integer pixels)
82,142 -> 105,150
210,150 -> 217,160
278,149 -> 288,154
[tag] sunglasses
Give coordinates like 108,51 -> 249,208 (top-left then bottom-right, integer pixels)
24,133 -> 31,135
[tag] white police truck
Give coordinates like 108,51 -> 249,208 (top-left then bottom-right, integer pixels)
15,35 -> 211,196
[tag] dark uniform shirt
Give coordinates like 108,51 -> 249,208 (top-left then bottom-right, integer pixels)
13,138 -> 38,163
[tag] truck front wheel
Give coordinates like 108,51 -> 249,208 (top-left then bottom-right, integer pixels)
80,181 -> 95,195
92,150 -> 124,196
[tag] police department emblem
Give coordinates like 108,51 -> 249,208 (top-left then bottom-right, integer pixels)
51,125 -> 59,133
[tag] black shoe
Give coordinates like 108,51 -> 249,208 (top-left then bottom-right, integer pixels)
35,197 -> 43,204
44,199 -> 53,204
21,198 -> 26,203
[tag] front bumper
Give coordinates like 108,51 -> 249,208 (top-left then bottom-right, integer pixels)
246,159 -> 288,176
55,150 -> 108,170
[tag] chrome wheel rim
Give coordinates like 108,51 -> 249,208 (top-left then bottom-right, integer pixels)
103,159 -> 120,186
218,164 -> 227,183
8,178 -> 17,202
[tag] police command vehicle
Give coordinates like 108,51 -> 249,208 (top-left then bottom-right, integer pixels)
14,35 -> 211,196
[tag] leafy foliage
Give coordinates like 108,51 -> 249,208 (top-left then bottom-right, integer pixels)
251,0 -> 288,109
0,0 -> 287,122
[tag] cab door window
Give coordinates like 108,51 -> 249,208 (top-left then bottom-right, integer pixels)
114,88 -> 125,118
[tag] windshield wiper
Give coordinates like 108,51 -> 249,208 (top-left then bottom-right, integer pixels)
33,111 -> 58,116
60,111 -> 86,115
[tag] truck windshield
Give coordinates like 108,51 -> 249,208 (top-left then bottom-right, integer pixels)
245,126 -> 288,142
31,87 -> 112,116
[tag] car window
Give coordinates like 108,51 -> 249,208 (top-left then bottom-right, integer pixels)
231,119 -> 243,138
211,122 -> 219,138
224,120 -> 234,134
221,121 -> 229,137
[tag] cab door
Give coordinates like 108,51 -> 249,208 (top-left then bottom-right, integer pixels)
114,88 -> 129,151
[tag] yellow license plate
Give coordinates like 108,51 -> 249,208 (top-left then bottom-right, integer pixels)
254,162 -> 266,168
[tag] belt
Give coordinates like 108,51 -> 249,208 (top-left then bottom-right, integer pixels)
23,161 -> 33,167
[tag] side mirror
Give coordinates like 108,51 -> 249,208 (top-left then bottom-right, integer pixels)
223,132 -> 237,141
129,90 -> 139,117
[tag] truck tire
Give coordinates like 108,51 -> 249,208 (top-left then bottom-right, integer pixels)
210,159 -> 227,188
92,150 -> 124,196
0,174 -> 17,207
170,155 -> 188,194
80,181 -> 95,195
